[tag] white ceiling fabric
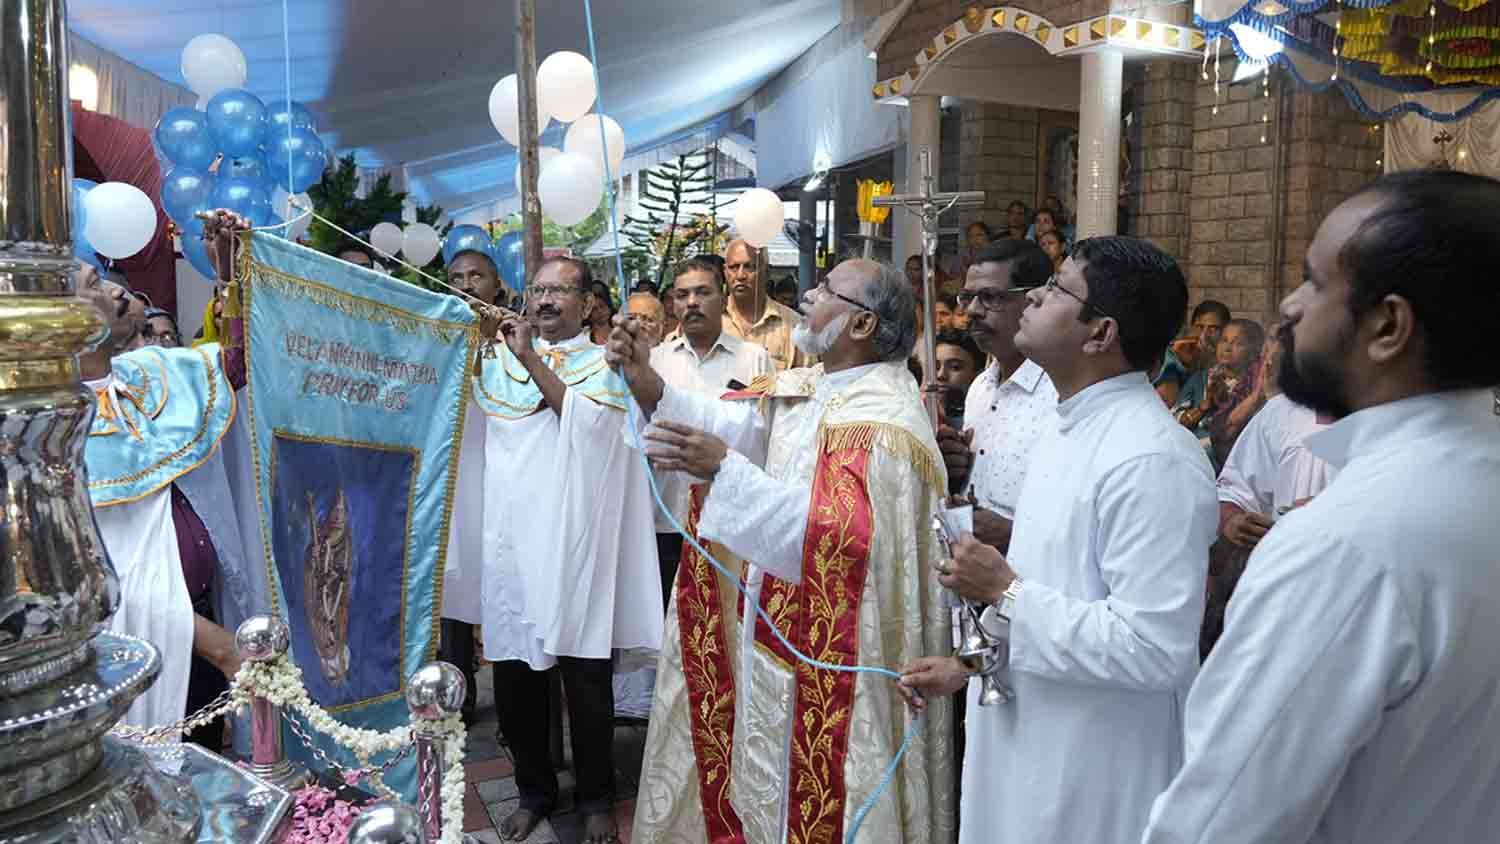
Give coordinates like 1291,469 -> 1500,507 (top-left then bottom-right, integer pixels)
67,0 -> 840,214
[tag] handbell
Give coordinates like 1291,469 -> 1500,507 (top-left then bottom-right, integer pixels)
956,604 -> 991,659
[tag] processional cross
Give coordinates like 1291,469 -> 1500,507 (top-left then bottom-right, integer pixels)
874,147 -> 986,424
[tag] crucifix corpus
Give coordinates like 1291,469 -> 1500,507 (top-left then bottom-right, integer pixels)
874,147 -> 985,425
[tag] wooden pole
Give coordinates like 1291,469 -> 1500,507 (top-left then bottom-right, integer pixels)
515,0 -> 544,286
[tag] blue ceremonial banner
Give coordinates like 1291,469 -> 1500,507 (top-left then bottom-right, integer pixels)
242,233 -> 476,797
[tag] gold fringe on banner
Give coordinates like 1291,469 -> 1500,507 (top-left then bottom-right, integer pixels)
244,258 -> 473,345
817,421 -> 945,499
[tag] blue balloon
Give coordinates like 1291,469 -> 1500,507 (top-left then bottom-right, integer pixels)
223,154 -> 268,183
204,88 -> 268,158
153,107 -> 218,171
180,225 -> 217,280
265,99 -> 317,133
494,231 -> 525,292
442,224 -> 492,265
160,167 -> 215,226
265,127 -> 327,194
211,176 -> 271,222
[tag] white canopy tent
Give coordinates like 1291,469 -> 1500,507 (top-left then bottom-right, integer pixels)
66,0 -> 841,216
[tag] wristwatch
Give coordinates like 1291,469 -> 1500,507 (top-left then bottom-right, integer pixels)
977,577 -> 1024,640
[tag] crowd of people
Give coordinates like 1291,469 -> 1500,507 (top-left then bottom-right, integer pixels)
80,167 -> 1500,844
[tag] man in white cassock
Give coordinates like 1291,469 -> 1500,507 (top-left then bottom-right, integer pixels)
80,212 -> 265,742
902,236 -> 1217,844
475,256 -> 662,844
609,258 -> 954,844
1143,171 -> 1500,844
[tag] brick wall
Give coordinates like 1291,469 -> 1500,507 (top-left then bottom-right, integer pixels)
1135,61 -> 1196,261
957,102 -> 1040,232
1186,66 -> 1381,323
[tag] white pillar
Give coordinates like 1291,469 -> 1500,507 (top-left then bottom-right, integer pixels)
896,94 -> 941,264
1076,49 -> 1124,239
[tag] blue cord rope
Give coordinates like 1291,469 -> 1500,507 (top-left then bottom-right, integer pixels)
280,0 -> 294,230
579,3 -> 921,840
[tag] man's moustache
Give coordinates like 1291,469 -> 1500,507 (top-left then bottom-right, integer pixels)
682,311 -> 704,321
536,306 -> 559,317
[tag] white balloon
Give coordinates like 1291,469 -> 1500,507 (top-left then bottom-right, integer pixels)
181,34 -> 248,99
488,73 -> 552,147
83,182 -> 158,259
272,188 -> 312,240
563,114 -> 625,177
514,146 -> 561,189
401,222 -> 441,266
369,222 -> 404,259
537,152 -> 603,227
733,188 -> 785,248
537,51 -> 597,123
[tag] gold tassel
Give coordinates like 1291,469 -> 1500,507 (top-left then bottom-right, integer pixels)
817,421 -> 946,499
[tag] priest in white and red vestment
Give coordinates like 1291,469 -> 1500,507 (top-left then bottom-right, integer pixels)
611,258 -> 955,844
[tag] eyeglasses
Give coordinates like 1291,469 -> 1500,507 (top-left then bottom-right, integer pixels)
529,284 -> 585,300
1043,275 -> 1114,320
814,281 -> 875,313
956,286 -> 1034,312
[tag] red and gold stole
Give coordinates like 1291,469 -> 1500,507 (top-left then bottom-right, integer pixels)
677,485 -> 747,844
752,441 -> 877,844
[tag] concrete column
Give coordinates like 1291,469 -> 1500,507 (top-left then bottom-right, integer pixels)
896,94 -> 941,265
1076,49 -> 1125,239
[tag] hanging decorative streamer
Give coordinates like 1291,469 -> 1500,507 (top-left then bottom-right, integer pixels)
1262,64 -> 1273,143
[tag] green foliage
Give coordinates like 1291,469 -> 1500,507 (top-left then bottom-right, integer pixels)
621,153 -> 725,290
306,154 -> 453,293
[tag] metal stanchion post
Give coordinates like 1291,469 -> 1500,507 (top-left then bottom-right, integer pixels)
235,615 -> 312,790
405,662 -> 466,842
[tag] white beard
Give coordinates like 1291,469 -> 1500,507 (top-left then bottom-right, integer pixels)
793,311 -> 851,357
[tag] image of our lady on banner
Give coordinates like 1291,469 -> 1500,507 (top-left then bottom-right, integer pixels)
270,432 -> 417,708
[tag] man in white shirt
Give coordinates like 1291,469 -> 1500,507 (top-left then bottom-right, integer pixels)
1143,170 -> 1500,844
903,236 -> 1217,844
1199,325 -> 1336,657
940,240 -> 1057,551
648,256 -> 772,604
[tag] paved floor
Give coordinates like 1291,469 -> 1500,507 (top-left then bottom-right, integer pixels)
459,669 -> 646,844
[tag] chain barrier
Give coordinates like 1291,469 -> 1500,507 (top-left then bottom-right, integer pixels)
280,709 -> 415,799
109,686 -> 239,745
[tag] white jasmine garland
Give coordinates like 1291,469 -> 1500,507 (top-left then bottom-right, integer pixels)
232,655 -> 470,843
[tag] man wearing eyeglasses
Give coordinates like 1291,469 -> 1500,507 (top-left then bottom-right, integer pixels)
472,256 -> 663,844
939,241 -> 1057,551
903,236 -> 1216,844
609,258 -> 954,844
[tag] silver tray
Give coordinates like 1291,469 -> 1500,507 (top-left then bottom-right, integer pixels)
143,744 -> 292,844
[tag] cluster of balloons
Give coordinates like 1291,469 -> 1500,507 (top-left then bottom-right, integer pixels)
369,222 -> 442,268
487,51 -> 625,227
71,179 -> 160,270
157,34 -> 329,279
442,225 -> 527,294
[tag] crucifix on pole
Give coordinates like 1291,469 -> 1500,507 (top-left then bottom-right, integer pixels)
874,147 -> 985,425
